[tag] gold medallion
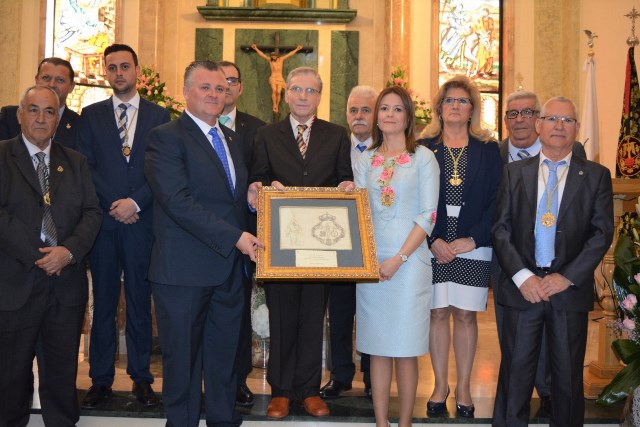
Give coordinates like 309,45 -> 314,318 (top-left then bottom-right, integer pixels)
449,176 -> 463,186
43,192 -> 51,206
381,192 -> 394,207
122,144 -> 131,157
541,212 -> 555,227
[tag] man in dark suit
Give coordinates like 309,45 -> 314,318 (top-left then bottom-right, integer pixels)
320,85 -> 376,399
0,86 -> 101,427
145,60 -> 262,427
248,66 -> 353,419
491,91 -> 587,414
77,44 -> 170,409
491,97 -> 613,427
0,57 -> 80,149
219,60 -> 266,407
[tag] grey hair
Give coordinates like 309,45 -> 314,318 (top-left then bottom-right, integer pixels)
285,66 -> 323,93
540,96 -> 579,118
19,85 -> 60,111
348,85 -> 378,102
505,90 -> 540,112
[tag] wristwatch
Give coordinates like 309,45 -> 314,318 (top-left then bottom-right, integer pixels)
398,253 -> 408,262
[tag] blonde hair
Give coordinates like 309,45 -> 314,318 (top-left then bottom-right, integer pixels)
421,74 -> 494,142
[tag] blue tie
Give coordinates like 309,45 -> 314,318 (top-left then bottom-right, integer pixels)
208,127 -> 234,195
517,149 -> 530,160
535,159 -> 566,266
356,143 -> 367,153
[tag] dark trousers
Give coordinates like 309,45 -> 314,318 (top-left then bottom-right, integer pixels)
152,254 -> 244,427
492,262 -> 550,397
492,302 -> 588,427
0,273 -> 85,427
327,282 -> 370,386
265,282 -> 328,400
234,274 -> 253,386
88,225 -> 153,386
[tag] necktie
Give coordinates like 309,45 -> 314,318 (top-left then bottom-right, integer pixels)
535,159 -> 566,266
117,103 -> 131,159
297,124 -> 308,158
356,143 -> 367,153
517,149 -> 530,160
219,115 -> 231,127
35,152 -> 57,247
208,128 -> 234,195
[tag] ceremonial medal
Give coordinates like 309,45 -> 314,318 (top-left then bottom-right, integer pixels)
381,191 -> 395,207
122,144 -> 131,157
446,144 -> 466,187
449,172 -> 463,186
43,191 -> 51,206
541,212 -> 555,227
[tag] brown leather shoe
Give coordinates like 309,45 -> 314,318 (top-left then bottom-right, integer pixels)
266,397 -> 290,419
303,396 -> 330,417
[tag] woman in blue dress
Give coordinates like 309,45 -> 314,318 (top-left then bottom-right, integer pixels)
418,75 -> 501,418
355,86 -> 439,427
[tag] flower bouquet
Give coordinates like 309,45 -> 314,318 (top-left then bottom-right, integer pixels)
137,66 -> 184,120
386,66 -> 432,126
250,283 -> 270,368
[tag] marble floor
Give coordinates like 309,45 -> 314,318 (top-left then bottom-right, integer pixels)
60,290 -> 625,425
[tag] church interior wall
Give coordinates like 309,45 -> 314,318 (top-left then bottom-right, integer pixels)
2,0 -> 640,176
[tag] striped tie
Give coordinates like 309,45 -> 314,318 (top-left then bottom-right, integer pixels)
297,124 -> 308,158
517,149 -> 530,160
117,103 -> 129,144
535,160 -> 566,266
35,152 -> 57,246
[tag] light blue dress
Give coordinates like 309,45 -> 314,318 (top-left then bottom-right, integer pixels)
355,145 -> 440,357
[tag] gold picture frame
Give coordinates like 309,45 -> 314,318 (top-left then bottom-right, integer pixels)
256,186 -> 379,282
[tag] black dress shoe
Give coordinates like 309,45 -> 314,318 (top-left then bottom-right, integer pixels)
319,380 -> 352,399
539,395 -> 552,414
455,401 -> 475,418
81,385 -> 112,409
133,381 -> 159,407
427,386 -> 449,416
236,382 -> 254,406
364,384 -> 372,399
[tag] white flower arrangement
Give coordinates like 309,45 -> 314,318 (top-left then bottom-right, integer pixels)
250,285 -> 270,338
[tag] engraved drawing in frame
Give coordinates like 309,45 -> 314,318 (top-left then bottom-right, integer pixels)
256,187 -> 379,281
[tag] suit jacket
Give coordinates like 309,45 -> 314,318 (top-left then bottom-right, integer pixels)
225,110 -> 266,171
251,115 -> 353,187
77,97 -> 170,231
419,136 -> 502,247
491,154 -> 613,312
0,105 -> 80,150
0,136 -> 102,310
499,138 -> 587,163
144,112 -> 249,287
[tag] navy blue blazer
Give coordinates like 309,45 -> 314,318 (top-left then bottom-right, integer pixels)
77,97 -> 170,230
144,112 -> 250,287
0,105 -> 80,150
419,136 -> 502,248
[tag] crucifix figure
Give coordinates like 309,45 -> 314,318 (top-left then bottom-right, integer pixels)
244,32 -> 312,121
626,6 -> 640,46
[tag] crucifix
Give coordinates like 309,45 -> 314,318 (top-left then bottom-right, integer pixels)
626,6 -> 640,47
242,32 -> 313,121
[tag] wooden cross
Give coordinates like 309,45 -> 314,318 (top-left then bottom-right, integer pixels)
241,32 -> 313,54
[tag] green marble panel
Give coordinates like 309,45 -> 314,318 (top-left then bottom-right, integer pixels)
330,30 -> 358,128
195,28 -> 223,62
234,29 -> 318,124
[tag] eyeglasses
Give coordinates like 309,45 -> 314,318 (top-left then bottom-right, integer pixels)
226,77 -> 241,86
539,115 -> 578,125
288,86 -> 321,95
505,108 -> 539,119
442,97 -> 472,106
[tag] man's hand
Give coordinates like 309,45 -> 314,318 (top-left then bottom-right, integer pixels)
519,275 -> 548,303
248,182 -> 263,210
540,273 -> 571,297
430,238 -> 456,264
110,198 -> 138,224
236,232 -> 265,262
35,246 -> 72,276
338,181 -> 355,191
270,181 -> 285,190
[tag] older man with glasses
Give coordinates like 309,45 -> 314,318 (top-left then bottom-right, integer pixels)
492,90 -> 587,416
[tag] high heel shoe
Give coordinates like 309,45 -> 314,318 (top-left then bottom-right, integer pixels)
454,388 -> 475,418
426,386 -> 450,415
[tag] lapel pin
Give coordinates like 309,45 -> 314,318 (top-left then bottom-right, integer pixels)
57,166 -> 64,172
579,170 -> 584,175
66,123 -> 71,129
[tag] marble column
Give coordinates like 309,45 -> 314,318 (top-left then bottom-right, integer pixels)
384,0 -> 411,82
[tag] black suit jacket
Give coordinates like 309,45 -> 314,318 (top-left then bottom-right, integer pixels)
226,110 -> 266,170
145,112 -> 249,287
0,105 -> 80,150
251,116 -> 353,186
77,97 -> 170,231
491,154 -> 613,312
0,137 -> 102,310
499,137 -> 587,163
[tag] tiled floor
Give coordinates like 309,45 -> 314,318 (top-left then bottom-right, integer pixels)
59,290 -> 625,425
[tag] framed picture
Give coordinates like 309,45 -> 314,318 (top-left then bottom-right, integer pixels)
256,187 -> 379,282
